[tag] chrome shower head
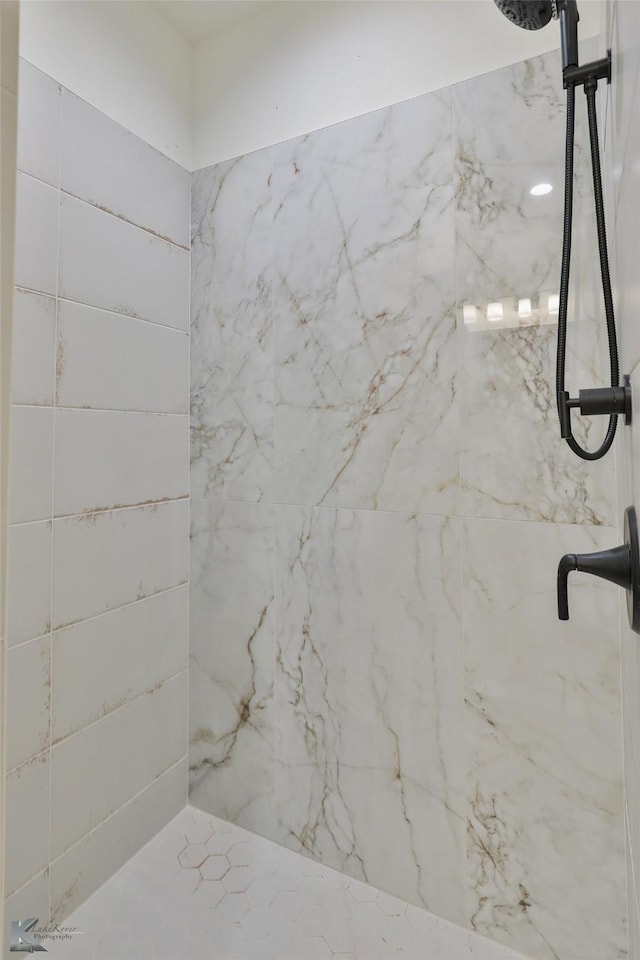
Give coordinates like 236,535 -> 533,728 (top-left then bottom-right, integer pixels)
493,0 -> 553,31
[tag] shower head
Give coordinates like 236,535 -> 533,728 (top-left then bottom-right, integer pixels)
493,0 -> 553,31
493,0 -> 579,71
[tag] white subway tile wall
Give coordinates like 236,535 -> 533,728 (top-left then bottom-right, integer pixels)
5,753 -> 49,897
56,301 -> 189,413
50,671 -> 188,859
11,290 -> 56,405
60,90 -> 190,248
49,758 -> 188,922
13,173 -> 58,295
6,520 -> 51,646
5,59 -> 190,924
58,194 -> 189,330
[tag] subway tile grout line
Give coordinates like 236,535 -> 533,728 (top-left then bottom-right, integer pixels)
60,187 -> 189,253
7,498 -> 189,530
8,497 -> 189,530
6,744 -> 50,780
59,188 -> 190,251
6,629 -> 54,653
185,173 -> 192,806
8,518 -> 54,530
48,754 -> 188,869
47,120 -> 63,920
14,286 -> 189,336
49,667 -> 188,752
8,582 -> 188,652
13,285 -> 56,302
17,170 -> 190,252
11,499 -> 618,533
187,495 -> 621,532
51,581 -> 189,637
4,867 -> 49,909
51,495 -> 189,523
56,292 -> 189,335
15,169 -> 57,193
13,403 -> 189,417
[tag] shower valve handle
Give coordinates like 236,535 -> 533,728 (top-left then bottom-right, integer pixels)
558,376 -> 632,439
557,505 -> 640,633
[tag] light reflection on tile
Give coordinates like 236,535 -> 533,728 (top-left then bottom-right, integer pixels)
454,52 -> 616,527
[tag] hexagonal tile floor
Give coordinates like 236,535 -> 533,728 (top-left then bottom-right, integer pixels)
43,805 -> 535,959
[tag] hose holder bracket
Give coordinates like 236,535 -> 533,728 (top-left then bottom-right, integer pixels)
558,374 -> 632,439
563,50 -> 612,90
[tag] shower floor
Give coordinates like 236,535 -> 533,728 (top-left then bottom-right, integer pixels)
43,805 -> 533,960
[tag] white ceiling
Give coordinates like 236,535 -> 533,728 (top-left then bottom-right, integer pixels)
155,1 -> 275,44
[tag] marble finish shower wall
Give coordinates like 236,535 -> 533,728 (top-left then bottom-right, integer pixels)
5,61 -> 190,929
190,50 -> 625,960
606,1 -> 640,957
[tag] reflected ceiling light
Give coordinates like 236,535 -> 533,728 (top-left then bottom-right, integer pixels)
518,297 -> 532,318
487,301 -> 503,322
530,182 -> 553,196
548,292 -> 560,313
463,304 -> 477,325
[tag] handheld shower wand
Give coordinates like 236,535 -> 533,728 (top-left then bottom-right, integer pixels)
493,0 -> 630,460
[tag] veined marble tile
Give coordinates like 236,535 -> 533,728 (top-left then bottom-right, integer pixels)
611,0 -> 640,225
454,51 -> 616,526
612,60 -> 640,377
189,499 -> 275,838
274,505 -> 465,924
463,517 -> 625,960
185,49 -> 626,960
612,0 -> 640,953
454,51 -> 565,170
272,91 -> 458,515
458,322 -> 615,525
191,150 -> 274,502
275,762 -> 466,928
